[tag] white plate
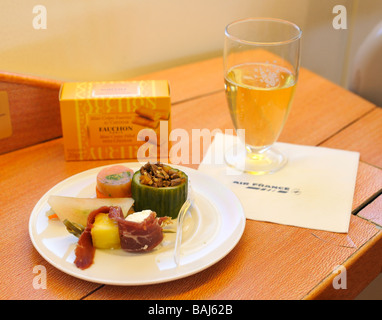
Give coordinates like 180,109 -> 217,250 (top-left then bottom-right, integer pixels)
29,163 -> 246,286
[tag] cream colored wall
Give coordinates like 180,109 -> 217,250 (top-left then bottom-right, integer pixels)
0,0 -> 309,82
300,0 -> 353,85
345,0 -> 382,88
0,1 -> 380,87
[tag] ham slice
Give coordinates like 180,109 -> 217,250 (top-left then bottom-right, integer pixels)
74,206 -> 110,270
74,206 -> 169,269
109,207 -> 168,253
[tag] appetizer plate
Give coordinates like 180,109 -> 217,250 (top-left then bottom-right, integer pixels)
29,163 -> 246,285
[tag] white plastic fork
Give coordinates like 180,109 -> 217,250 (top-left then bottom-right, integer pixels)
173,183 -> 194,267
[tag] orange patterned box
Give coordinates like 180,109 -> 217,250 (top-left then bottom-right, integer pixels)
59,80 -> 171,161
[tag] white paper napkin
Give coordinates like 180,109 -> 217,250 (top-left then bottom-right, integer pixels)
198,133 -> 360,233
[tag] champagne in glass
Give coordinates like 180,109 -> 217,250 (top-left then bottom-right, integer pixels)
224,18 -> 301,174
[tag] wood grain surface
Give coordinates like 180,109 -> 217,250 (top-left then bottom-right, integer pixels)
0,57 -> 381,300
0,71 -> 62,155
322,107 -> 382,169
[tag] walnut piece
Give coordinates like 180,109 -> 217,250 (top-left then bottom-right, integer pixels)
139,162 -> 185,188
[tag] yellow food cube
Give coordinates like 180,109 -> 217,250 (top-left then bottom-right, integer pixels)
91,213 -> 121,249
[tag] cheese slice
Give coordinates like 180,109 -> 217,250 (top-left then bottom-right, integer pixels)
125,210 -> 152,223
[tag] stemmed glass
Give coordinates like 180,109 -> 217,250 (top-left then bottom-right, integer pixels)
224,18 -> 302,174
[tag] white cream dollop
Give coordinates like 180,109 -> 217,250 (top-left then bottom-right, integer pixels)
125,210 -> 152,223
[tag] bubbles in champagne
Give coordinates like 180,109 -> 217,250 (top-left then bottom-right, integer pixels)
224,62 -> 296,148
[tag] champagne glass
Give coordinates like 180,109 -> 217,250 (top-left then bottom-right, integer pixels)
224,18 -> 302,174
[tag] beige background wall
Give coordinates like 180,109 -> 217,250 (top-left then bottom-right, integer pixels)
1,0 -> 381,89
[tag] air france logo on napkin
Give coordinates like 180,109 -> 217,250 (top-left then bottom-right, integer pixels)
233,180 -> 300,195
198,133 -> 360,233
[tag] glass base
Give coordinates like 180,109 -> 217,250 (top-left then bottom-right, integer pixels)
225,145 -> 287,175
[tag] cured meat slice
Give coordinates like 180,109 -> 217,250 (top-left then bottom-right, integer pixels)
74,206 -> 170,269
74,206 -> 110,270
109,207 -> 169,253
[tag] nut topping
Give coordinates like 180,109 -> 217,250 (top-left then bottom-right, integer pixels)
139,162 -> 185,188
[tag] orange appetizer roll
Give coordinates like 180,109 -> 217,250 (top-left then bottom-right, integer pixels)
96,165 -> 134,198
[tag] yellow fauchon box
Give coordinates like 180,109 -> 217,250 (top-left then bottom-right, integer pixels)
59,80 -> 171,161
